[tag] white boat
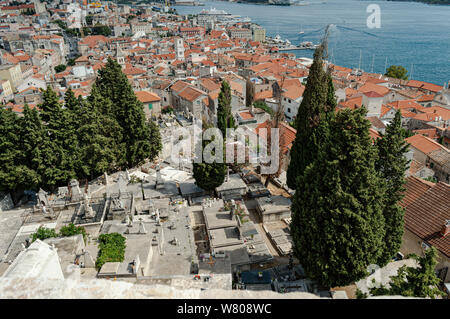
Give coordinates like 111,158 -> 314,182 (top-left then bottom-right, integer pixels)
299,41 -> 319,49
273,34 -> 283,43
298,25 -> 304,35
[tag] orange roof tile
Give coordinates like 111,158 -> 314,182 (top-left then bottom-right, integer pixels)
135,90 -> 160,103
406,134 -> 443,154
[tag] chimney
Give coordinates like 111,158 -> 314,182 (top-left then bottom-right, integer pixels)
441,220 -> 450,237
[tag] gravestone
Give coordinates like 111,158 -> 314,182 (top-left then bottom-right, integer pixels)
69,180 -> 83,202
138,221 -> 147,234
83,194 -> 96,219
117,173 -> 127,197
37,188 -> 49,208
83,250 -> 95,268
0,192 -> 14,212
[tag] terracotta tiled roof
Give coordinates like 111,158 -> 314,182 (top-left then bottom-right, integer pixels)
171,80 -> 190,93
200,78 -> 220,92
406,134 -> 443,155
402,176 -> 450,257
339,96 -> 363,110
135,90 -> 160,103
367,116 -> 386,129
413,128 -> 439,140
417,94 -> 435,102
387,99 -> 424,111
282,85 -> 305,101
406,80 -> 443,93
358,82 -> 390,96
178,86 -> 205,102
421,106 -> 450,121
254,90 -> 272,101
255,120 -> 297,154
239,111 -> 254,120
402,176 -> 434,208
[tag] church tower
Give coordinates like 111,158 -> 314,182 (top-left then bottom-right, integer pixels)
116,43 -> 125,69
175,38 -> 185,61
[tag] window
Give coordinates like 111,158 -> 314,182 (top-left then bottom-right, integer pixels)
287,108 -> 291,113
148,103 -> 152,110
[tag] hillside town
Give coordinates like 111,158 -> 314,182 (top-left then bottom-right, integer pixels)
0,0 -> 449,300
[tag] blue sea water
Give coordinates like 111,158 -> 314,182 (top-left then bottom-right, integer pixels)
174,0 -> 450,86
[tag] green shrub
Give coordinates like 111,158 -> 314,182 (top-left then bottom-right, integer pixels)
54,64 -> 66,73
59,223 -> 87,242
32,227 -> 58,242
31,223 -> 87,243
95,233 -> 126,270
253,101 -> 273,116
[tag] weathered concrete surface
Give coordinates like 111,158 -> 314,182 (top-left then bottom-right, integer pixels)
0,277 -> 321,299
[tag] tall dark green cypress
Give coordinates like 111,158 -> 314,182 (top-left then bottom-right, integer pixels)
38,87 -> 75,189
286,44 -> 335,190
95,58 -> 161,167
375,110 -> 410,266
192,124 -> 227,192
62,88 -> 82,179
0,107 -> 24,193
78,85 -> 126,177
216,80 -> 235,139
18,105 -> 44,189
291,107 -> 386,288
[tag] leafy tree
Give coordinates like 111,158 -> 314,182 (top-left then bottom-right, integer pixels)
85,15 -> 93,26
369,247 -> 445,299
54,64 -> 66,73
286,44 -> 335,190
385,65 -> 409,80
291,107 -> 386,288
67,57 -> 77,66
216,80 -> 236,139
375,111 -> 410,266
95,58 -> 161,168
91,24 -> 112,36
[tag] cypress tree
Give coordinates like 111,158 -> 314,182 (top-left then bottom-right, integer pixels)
62,88 -> 83,179
38,87 -> 75,189
193,125 -> 227,192
18,105 -> 45,189
95,58 -> 161,167
217,80 -> 235,139
375,110 -> 410,266
78,85 -> 125,178
286,44 -> 335,190
291,107 -> 386,288
0,107 -> 24,193
245,77 -> 254,108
